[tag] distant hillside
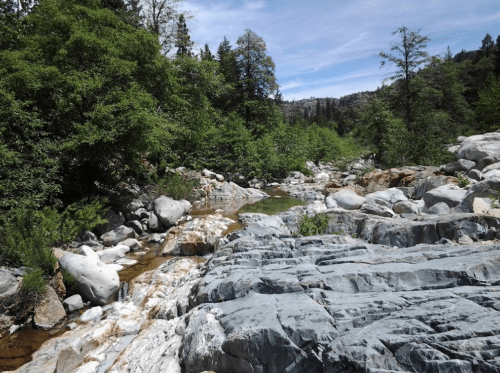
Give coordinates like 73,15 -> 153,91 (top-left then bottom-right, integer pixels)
281,90 -> 378,119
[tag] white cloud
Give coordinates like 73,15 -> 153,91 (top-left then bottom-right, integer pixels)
183,0 -> 500,98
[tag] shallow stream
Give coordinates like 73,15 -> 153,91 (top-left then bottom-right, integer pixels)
0,188 -> 307,371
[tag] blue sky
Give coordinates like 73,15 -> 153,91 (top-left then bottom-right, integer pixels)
181,0 -> 500,101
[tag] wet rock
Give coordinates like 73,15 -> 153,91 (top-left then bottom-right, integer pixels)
329,189 -> 366,210
100,225 -> 135,247
59,252 -> 119,305
63,294 -> 84,313
34,286 -> 66,330
154,196 -> 192,228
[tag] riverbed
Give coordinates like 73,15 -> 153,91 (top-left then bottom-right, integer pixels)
0,188 -> 307,372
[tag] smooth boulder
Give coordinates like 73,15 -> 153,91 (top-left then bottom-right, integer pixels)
59,252 -> 119,305
328,189 -> 366,210
365,188 -> 407,205
100,225 -> 135,247
153,196 -> 192,228
63,294 -> 84,313
34,286 -> 66,329
457,132 -> 500,161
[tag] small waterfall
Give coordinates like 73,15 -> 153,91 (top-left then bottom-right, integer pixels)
118,282 -> 129,302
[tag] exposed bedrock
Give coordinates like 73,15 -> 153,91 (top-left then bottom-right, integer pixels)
179,217 -> 500,373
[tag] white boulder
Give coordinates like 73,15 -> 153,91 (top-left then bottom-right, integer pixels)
153,196 -> 192,228
59,252 -> 120,305
328,189 -> 366,210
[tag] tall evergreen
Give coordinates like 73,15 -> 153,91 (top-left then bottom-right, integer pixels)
480,33 -> 494,57
175,14 -> 193,56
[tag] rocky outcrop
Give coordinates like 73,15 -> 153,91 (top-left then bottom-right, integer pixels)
100,225 -> 135,247
0,268 -> 19,312
161,213 -> 235,256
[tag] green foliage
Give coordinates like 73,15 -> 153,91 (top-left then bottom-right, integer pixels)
62,269 -> 76,291
21,268 -> 47,295
298,213 -> 329,236
476,77 -> 500,132
155,172 -> 201,202
457,172 -> 470,188
0,199 -> 107,272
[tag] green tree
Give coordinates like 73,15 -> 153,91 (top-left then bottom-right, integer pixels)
476,77 -> 500,132
380,26 -> 430,128
175,13 -> 192,56
200,43 -> 213,61
143,0 -> 182,54
445,46 -> 453,61
480,33 -> 494,57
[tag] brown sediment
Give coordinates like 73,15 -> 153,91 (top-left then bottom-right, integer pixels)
0,322 -> 67,372
119,242 -> 174,284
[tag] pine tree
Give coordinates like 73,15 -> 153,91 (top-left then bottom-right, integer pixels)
445,46 -> 453,61
480,33 -> 494,57
380,26 -> 430,129
175,14 -> 193,57
495,35 -> 500,77
200,43 -> 213,61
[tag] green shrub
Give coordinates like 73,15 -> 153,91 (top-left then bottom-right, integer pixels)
0,199 -> 107,272
298,213 -> 329,236
155,172 -> 201,202
490,190 -> 500,209
457,172 -> 470,188
21,268 -> 46,295
62,269 -> 76,291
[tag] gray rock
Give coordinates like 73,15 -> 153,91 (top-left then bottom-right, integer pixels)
153,196 -> 192,228
34,286 -> 66,330
325,195 -> 338,209
125,199 -> 144,213
147,211 -> 164,232
63,294 -> 84,313
59,252 -> 119,305
98,209 -> 125,235
215,174 -> 224,182
98,245 -> 130,263
0,268 -> 19,311
365,188 -> 407,205
413,175 -> 457,199
81,231 -> 97,242
360,203 -> 396,218
468,168 -> 483,181
476,155 -> 500,171
441,159 -> 476,174
457,132 -> 500,161
484,169 -> 500,179
393,200 -> 421,215
481,161 -> 500,174
201,169 -> 217,179
100,225 -> 135,247
427,202 -> 451,215
459,176 -> 500,211
208,182 -> 269,200
422,184 -> 466,208
128,207 -> 149,221
119,238 -> 142,252
126,220 -> 144,235
79,306 -> 103,322
329,189 -> 366,210
79,245 -> 100,261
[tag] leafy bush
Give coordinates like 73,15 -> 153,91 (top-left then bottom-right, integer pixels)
298,213 -> 329,236
62,269 -> 77,291
490,190 -> 500,209
155,172 -> 201,202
